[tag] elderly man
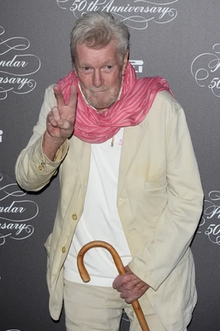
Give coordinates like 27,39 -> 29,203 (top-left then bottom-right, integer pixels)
15,11 -> 203,331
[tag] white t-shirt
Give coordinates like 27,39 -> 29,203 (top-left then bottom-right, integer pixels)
64,128 -> 132,286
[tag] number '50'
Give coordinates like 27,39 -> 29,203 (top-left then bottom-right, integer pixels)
208,78 -> 220,89
205,224 -> 220,235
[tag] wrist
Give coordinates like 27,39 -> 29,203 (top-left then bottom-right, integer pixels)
42,131 -> 67,161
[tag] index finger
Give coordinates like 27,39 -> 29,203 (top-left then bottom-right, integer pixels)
53,85 -> 66,108
68,84 -> 78,108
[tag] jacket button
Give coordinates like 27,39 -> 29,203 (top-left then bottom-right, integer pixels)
72,214 -> 77,221
62,246 -> 66,253
38,165 -> 42,171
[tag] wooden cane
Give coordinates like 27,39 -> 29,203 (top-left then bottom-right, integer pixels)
77,240 -> 150,331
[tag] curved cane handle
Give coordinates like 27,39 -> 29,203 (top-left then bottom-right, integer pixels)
77,240 -> 150,331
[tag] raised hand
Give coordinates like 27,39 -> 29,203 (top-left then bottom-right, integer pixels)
112,266 -> 149,304
47,84 -> 77,139
43,84 -> 77,160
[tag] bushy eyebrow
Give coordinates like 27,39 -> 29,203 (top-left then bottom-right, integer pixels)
77,57 -> 118,67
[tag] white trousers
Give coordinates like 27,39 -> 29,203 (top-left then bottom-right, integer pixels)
64,279 -> 186,331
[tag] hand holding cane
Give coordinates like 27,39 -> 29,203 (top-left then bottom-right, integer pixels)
77,240 -> 150,331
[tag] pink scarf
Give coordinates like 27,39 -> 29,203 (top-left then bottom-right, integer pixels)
57,62 -> 172,143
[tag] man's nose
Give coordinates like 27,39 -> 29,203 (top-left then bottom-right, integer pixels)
93,69 -> 103,87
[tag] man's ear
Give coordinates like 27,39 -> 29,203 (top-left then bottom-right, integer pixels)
122,50 -> 129,75
73,66 -> 78,77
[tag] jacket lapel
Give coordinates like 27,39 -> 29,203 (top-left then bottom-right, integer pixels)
75,138 -> 91,198
72,118 -> 148,199
117,119 -> 148,196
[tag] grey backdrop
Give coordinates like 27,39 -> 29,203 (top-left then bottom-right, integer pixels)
1,1 -> 220,330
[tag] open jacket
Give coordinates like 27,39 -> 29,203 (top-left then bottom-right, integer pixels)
15,85 -> 203,331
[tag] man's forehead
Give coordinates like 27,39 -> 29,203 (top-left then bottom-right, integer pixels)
75,42 -> 119,64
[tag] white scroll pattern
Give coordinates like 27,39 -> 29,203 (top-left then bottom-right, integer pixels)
0,26 -> 41,100
56,0 -> 179,30
191,43 -> 220,97
198,190 -> 220,245
0,174 -> 39,246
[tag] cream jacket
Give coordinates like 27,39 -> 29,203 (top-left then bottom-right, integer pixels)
15,85 -> 203,331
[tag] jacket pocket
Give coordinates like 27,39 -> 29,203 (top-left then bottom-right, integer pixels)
144,172 -> 167,191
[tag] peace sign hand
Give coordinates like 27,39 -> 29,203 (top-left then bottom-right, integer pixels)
43,84 -> 77,160
47,84 -> 77,139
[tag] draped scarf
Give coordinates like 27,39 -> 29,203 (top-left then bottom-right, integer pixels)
57,62 -> 172,143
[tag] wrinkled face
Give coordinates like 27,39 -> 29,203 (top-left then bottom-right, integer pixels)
75,40 -> 128,112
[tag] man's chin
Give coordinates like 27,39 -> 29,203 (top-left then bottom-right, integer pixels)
89,99 -> 116,111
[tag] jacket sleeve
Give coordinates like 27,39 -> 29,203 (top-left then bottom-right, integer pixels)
15,85 -> 69,192
128,99 -> 204,290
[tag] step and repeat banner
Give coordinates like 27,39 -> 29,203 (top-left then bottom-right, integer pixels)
1,1 -> 220,330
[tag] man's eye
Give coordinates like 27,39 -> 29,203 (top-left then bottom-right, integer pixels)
106,65 -> 112,69
83,67 -> 90,71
